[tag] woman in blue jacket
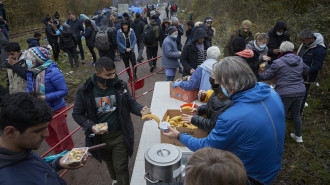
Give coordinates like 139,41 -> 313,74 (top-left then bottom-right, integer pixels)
25,47 -> 74,154
172,46 -> 220,91
164,56 -> 286,185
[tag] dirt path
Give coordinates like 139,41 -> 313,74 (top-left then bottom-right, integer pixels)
35,4 -> 188,185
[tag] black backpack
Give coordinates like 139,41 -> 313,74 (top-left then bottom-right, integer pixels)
143,25 -> 154,45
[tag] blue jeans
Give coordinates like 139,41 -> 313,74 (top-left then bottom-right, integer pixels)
282,96 -> 304,136
1,27 -> 9,41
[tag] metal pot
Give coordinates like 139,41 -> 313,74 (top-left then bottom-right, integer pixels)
144,144 -> 183,184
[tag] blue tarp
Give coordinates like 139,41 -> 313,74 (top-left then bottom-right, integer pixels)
129,6 -> 143,14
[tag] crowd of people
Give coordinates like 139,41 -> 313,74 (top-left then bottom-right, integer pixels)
0,2 -> 328,185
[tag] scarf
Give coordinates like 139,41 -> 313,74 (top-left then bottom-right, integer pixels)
253,40 -> 264,52
278,51 -> 296,59
26,60 -> 52,95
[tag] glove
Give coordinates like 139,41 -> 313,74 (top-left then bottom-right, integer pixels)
172,82 -> 181,88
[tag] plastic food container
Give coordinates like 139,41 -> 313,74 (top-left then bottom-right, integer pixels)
180,103 -> 198,108
64,147 -> 88,167
159,122 -> 170,132
96,123 -> 108,131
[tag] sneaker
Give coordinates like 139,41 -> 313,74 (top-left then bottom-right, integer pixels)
114,57 -> 121,61
290,133 -> 303,143
112,180 -> 117,185
81,60 -> 86,64
150,66 -> 155,72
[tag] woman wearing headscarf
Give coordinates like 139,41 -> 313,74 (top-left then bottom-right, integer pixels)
25,47 -> 74,154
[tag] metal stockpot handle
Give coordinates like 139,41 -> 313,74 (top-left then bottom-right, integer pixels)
144,171 -> 160,184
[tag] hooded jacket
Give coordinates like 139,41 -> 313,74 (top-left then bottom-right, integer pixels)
83,26 -> 95,47
162,35 -> 181,69
0,147 -> 66,185
224,28 -> 253,57
27,38 -> 40,48
258,53 -> 310,97
131,18 -> 145,42
59,25 -> 76,50
116,20 -> 137,54
179,58 -> 216,91
181,27 -> 208,77
159,19 -> 171,47
191,92 -> 233,132
97,17 -> 117,50
297,33 -> 327,82
267,21 -> 290,63
246,40 -> 269,63
72,75 -> 143,161
144,18 -> 160,47
180,82 -> 285,184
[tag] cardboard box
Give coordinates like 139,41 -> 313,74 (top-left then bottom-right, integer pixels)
170,82 -> 198,103
160,109 -> 208,146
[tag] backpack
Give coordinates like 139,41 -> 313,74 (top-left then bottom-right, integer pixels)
172,5 -> 177,11
95,27 -> 111,50
143,25 -> 154,45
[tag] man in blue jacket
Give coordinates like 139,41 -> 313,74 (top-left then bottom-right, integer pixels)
297,29 -> 327,115
164,56 -> 286,185
0,93 -> 87,185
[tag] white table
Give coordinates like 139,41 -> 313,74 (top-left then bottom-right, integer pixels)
130,82 -> 200,185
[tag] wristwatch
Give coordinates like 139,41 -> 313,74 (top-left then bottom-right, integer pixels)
177,132 -> 182,141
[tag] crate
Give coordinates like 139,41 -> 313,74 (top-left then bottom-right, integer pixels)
169,82 -> 198,103
160,109 -> 208,146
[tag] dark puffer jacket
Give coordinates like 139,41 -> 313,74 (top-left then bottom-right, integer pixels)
83,26 -> 95,47
224,29 -> 253,57
267,21 -> 290,63
45,23 -> 58,43
181,27 -> 208,77
192,93 -> 233,132
131,18 -> 145,42
72,77 -> 143,161
59,26 -> 76,51
259,53 -> 310,97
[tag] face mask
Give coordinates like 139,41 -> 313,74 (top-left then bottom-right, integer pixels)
96,76 -> 114,87
276,32 -> 283,36
259,44 -> 266,49
172,34 -> 178,39
221,85 -> 231,98
209,77 -> 219,89
26,60 -> 34,69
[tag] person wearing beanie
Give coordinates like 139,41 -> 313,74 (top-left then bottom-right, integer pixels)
144,14 -> 160,72
122,12 -> 133,26
162,26 -> 181,81
59,24 -> 79,68
267,21 -> 291,64
232,37 -> 260,77
131,13 -> 145,63
170,17 -> 184,51
203,17 -> 216,48
117,20 -> 137,80
24,46 -> 74,154
224,20 -> 253,57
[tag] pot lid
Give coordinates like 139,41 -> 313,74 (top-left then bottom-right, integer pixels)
145,144 -> 182,165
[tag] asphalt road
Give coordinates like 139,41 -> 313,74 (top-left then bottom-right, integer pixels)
35,4 -> 187,185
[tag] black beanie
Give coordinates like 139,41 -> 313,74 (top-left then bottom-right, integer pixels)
232,37 -> 246,53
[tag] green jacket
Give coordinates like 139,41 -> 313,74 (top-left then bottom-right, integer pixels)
144,19 -> 160,47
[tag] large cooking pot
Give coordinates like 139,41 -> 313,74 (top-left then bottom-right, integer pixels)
144,144 -> 183,184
